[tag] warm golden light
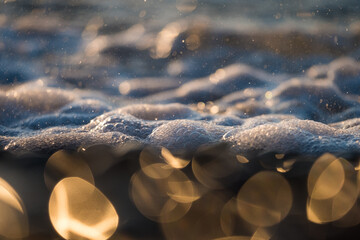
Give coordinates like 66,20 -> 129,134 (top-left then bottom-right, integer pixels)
85,35 -> 108,56
192,156 -> 224,189
221,198 -> 238,236
49,177 -> 118,240
236,155 -> 250,164
213,237 -> 252,240
237,171 -> 292,227
176,0 -> 198,13
139,148 -> 174,179
192,146 -> 243,189
333,201 -> 360,228
130,168 -> 195,223
306,154 -> 357,224
167,170 -> 200,203
118,81 -> 131,95
141,162 -> 174,179
161,192 -> 226,240
81,16 -> 103,40
153,22 -> 182,58
213,231 -> 270,240
209,68 -> 227,84
44,150 -> 94,190
264,91 -> 273,100
0,178 -> 29,239
185,34 -> 201,51
161,147 -> 190,169
251,227 -> 272,240
220,197 -> 255,236
276,159 -> 296,173
307,153 -> 345,200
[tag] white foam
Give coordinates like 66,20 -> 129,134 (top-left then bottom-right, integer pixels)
1,57 -> 360,155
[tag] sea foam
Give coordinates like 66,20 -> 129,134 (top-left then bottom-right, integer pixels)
1,57 -> 359,155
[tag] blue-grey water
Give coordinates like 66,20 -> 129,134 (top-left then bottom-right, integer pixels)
0,0 -> 360,155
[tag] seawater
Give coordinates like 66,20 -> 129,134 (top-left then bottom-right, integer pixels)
0,0 -> 360,155
1,1 -> 360,239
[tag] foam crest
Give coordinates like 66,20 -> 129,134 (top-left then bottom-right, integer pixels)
0,84 -> 78,125
4,130 -> 133,153
172,64 -> 275,103
0,56 -> 360,156
223,119 -> 360,155
148,120 -> 229,151
116,103 -> 201,120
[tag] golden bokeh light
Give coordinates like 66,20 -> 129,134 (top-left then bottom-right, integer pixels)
192,156 -> 224,189
118,81 -> 131,95
139,148 -> 174,179
251,227 -> 272,240
130,170 -> 171,220
49,177 -> 118,240
307,183 -> 358,224
357,159 -> 360,193
214,234 -> 272,240
0,178 -> 29,239
159,198 -> 192,223
221,198 -> 239,236
167,170 -> 201,203
264,91 -> 273,100
210,105 -> 220,114
185,34 -> 201,51
79,144 -> 118,176
209,68 -> 227,84
141,162 -> 174,179
213,237 -> 253,240
236,155 -> 250,164
336,163 -> 360,227
153,22 -> 182,58
307,154 -> 358,224
237,171 -> 292,227
44,150 -> 94,190
307,153 -> 345,200
81,16 -> 104,40
161,147 -> 190,169
85,35 -> 109,56
176,0 -> 198,13
130,167 -> 197,223
276,159 -> 296,173
192,145 -> 244,189
333,200 -> 360,228
220,197 -> 255,236
161,192 -> 226,240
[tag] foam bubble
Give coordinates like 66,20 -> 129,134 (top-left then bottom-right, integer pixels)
148,120 -> 228,151
1,57 -> 360,156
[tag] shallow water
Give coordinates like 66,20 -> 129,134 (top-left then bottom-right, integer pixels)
1,0 -> 360,154
1,0 -> 360,239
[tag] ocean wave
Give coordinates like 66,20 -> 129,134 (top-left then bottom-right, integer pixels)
0,57 -> 359,155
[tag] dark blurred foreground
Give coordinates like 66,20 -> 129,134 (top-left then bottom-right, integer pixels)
1,143 -> 360,240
